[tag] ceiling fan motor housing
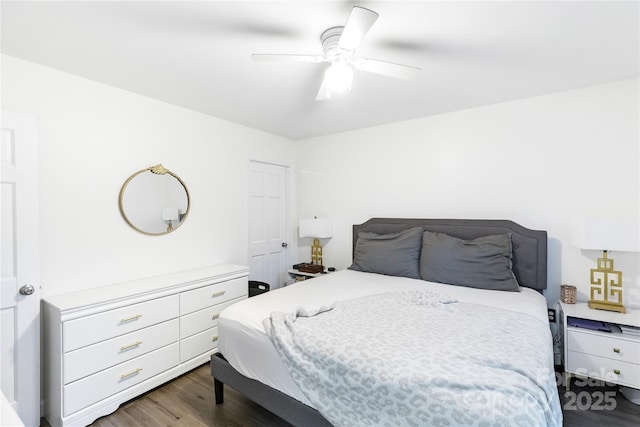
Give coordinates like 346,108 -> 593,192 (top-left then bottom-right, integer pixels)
321,27 -> 351,63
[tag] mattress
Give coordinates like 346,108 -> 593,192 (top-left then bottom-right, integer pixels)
218,269 -> 550,407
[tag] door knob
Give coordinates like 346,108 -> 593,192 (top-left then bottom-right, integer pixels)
19,284 -> 35,296
281,242 -> 288,247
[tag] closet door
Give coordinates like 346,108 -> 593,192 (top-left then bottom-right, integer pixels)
248,161 -> 289,289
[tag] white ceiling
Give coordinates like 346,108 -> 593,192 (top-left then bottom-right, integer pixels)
1,1 -> 638,140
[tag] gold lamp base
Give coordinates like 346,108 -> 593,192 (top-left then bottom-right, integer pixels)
588,300 -> 626,313
588,250 -> 626,314
310,238 -> 324,267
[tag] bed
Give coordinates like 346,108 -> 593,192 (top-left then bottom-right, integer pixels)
211,218 -> 562,426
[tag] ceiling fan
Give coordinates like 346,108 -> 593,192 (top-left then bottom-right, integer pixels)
251,6 -> 421,100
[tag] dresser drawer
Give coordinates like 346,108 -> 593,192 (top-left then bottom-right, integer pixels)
567,351 -> 640,388
63,295 -> 179,352
63,319 -> 179,384
63,343 -> 179,416
567,329 -> 639,363
180,277 -> 246,315
180,298 -> 241,339
180,326 -> 219,362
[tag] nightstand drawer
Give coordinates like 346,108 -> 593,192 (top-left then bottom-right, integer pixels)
567,351 -> 640,388
63,319 -> 179,384
567,329 -> 639,363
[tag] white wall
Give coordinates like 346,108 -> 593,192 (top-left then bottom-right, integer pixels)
1,55 -> 297,297
296,78 -> 640,308
3,54 -> 638,308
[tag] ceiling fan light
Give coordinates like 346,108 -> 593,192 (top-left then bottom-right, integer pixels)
325,62 -> 353,93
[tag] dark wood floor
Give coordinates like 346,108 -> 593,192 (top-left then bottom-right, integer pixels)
88,363 -> 292,427
559,374 -> 639,427
42,363 -> 640,426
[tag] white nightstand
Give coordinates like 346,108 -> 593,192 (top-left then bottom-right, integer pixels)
559,301 -> 640,393
287,269 -> 325,281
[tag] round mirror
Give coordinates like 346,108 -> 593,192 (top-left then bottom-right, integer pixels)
119,164 -> 190,235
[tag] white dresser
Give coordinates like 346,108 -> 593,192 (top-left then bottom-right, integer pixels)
43,264 -> 249,427
559,301 -> 640,390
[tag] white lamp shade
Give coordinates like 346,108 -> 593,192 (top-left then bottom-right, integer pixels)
162,207 -> 180,221
325,62 -> 353,93
299,218 -> 333,239
570,217 -> 640,252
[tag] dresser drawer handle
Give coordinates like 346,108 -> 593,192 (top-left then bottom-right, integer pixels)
211,291 -> 226,298
119,314 -> 142,324
613,348 -> 621,353
212,335 -> 219,342
120,341 -> 143,352
211,313 -> 220,320
614,369 -> 621,375
120,368 -> 143,380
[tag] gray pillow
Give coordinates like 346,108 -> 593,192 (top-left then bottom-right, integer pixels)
419,231 -> 520,291
349,227 -> 423,279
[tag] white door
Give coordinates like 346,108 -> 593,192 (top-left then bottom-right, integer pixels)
248,161 -> 289,289
1,112 -> 40,427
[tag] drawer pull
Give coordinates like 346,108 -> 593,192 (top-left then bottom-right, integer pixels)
613,348 -> 621,353
120,341 -> 143,352
614,369 -> 621,375
212,335 -> 219,342
211,313 -> 220,320
120,368 -> 143,380
211,290 -> 226,298
119,314 -> 142,324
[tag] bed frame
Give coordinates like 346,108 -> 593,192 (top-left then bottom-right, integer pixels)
211,218 -> 548,427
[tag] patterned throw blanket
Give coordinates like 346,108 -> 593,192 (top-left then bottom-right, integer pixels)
265,290 -> 562,427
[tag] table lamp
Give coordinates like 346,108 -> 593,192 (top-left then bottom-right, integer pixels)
299,217 -> 333,267
162,207 -> 180,232
571,217 -> 640,313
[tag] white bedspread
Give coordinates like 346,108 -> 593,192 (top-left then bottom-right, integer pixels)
265,289 -> 562,427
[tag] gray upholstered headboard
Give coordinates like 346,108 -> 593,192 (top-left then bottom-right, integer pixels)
352,218 -> 548,292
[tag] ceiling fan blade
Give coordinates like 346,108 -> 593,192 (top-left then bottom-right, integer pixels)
353,58 -> 420,80
251,54 -> 325,63
338,7 -> 379,51
315,73 -> 332,101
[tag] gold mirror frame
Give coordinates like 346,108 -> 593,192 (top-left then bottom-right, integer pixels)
119,164 -> 190,235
